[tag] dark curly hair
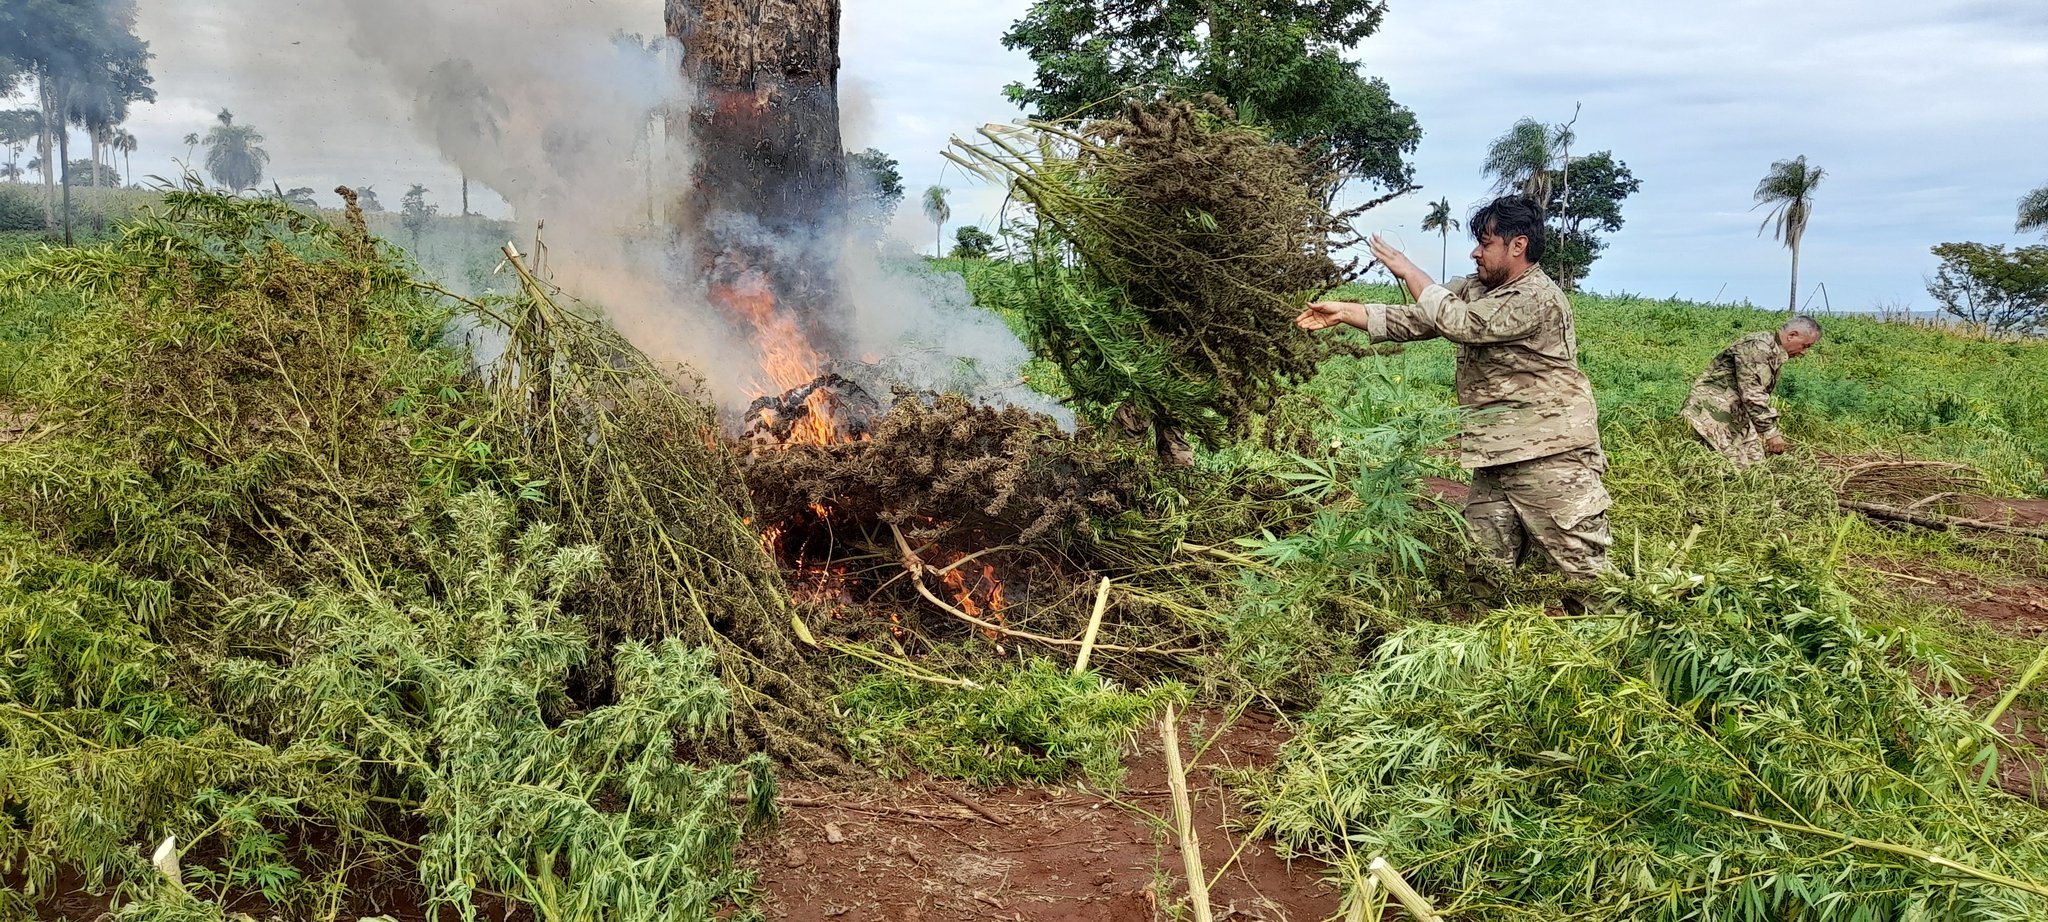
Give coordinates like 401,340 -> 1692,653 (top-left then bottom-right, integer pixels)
1470,195 -> 1546,262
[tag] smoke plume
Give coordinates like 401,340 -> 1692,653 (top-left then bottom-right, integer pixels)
187,0 -> 1059,421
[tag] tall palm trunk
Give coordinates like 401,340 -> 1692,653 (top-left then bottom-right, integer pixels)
460,171 -> 469,217
1787,242 -> 1800,316
1439,230 -> 1448,280
56,119 -> 72,245
668,0 -> 849,358
36,79 -> 56,231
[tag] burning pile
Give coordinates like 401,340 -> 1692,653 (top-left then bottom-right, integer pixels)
742,392 -> 1165,653
741,372 -> 879,447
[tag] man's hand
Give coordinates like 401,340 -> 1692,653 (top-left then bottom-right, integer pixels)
1764,435 -> 1790,455
1368,234 -> 1425,286
1295,300 -> 1364,332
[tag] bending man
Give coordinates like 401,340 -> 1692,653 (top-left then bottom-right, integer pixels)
1681,316 -> 1822,465
1295,195 -> 1612,586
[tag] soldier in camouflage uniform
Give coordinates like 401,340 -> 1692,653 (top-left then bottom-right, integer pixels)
1296,195 -> 1611,583
1681,317 -> 1822,465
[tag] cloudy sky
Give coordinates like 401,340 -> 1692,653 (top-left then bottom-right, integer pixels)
49,0 -> 2048,311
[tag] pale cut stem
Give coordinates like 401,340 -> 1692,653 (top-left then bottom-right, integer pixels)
1161,704 -> 1214,922
1073,577 -> 1112,675
1368,857 -> 1444,922
1983,644 -> 2048,731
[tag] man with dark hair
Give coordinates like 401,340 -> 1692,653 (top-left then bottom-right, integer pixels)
1682,316 -> 1823,465
1295,195 -> 1612,589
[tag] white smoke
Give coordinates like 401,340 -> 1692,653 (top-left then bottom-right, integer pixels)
258,0 -> 1058,420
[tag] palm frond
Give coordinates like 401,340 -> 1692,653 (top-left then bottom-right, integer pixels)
2017,184 -> 2048,235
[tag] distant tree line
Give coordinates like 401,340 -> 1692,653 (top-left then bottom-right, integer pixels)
0,0 -> 155,242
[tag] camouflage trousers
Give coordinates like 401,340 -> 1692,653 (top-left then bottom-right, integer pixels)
1464,445 -> 1614,582
1682,394 -> 1765,466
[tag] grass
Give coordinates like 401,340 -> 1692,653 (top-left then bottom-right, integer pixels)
838,657 -> 1187,787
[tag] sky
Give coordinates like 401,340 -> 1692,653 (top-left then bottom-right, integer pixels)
45,0 -> 2048,312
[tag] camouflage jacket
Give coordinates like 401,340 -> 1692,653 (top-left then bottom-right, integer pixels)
1682,331 -> 1788,445
1362,266 -> 1601,469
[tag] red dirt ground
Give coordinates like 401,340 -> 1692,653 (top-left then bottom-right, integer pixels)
1861,495 -> 2048,802
746,709 -> 1341,922
1955,496 -> 2048,530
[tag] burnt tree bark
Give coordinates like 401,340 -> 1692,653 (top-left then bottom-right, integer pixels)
667,0 -> 849,361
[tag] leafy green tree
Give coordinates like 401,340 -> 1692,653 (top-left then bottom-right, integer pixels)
0,0 -> 156,241
2019,183 -> 2048,237
846,147 -> 904,219
61,157 -> 115,186
1541,150 -> 1639,289
419,58 -> 504,217
202,108 -> 268,192
357,184 -> 384,212
279,186 -> 318,209
922,184 -> 950,257
1754,155 -> 1824,314
1420,197 -> 1458,279
1482,117 -> 1572,202
1925,241 -> 2048,335
951,224 -> 995,259
400,183 -> 436,250
1001,0 -> 1420,189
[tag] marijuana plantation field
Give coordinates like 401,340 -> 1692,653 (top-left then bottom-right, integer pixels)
4,199 -> 2048,922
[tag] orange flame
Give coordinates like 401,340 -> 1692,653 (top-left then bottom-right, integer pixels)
715,271 -> 844,448
941,556 -> 1009,641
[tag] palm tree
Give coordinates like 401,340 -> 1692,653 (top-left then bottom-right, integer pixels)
0,163 -> 20,183
1753,155 -> 1825,314
1482,117 -> 1573,203
0,110 -> 36,183
182,132 -> 199,163
201,109 -> 269,192
1421,197 -> 1460,279
2018,183 -> 2048,237
922,185 -> 951,257
112,129 -> 137,186
420,59 -> 505,217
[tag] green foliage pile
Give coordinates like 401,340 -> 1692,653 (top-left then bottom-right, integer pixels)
0,191 -> 789,920
1247,550 -> 2048,920
1203,378 -> 1462,707
484,258 -> 834,770
839,659 -> 1184,787
952,97 -> 1352,455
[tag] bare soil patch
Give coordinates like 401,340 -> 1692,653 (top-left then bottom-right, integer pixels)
1421,476 -> 1468,506
1955,495 -> 2048,530
746,710 -> 1337,922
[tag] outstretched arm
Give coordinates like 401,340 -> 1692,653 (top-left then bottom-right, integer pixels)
1369,234 -> 1437,303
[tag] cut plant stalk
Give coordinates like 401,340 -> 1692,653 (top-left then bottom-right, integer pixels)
1160,704 -> 1214,922
1073,577 -> 1113,674
1368,857 -> 1444,922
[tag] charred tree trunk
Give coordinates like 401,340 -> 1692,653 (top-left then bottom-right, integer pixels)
666,0 -> 849,360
